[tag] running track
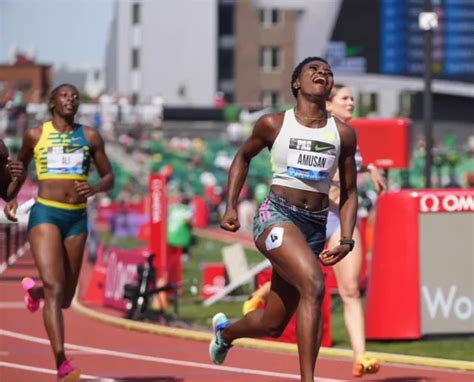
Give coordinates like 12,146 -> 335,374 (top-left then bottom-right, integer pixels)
1,246 -> 473,381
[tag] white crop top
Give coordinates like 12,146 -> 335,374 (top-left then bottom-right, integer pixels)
270,109 -> 341,194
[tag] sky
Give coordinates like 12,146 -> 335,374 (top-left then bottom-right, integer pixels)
0,0 -> 114,69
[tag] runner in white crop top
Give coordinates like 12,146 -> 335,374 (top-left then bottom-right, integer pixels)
270,108 -> 341,194
215,57 -> 358,381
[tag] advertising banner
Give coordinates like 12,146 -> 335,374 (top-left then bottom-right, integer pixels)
104,247 -> 146,311
149,173 -> 168,278
366,189 -> 474,339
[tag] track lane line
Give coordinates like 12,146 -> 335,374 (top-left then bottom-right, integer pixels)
0,361 -> 98,379
0,329 -> 344,381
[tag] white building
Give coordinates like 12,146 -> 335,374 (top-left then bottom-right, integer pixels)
54,66 -> 105,99
105,0 -> 218,106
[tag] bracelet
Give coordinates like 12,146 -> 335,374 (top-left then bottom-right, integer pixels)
339,239 -> 355,251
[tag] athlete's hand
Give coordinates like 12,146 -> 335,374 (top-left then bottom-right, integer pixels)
4,199 -> 18,222
74,181 -> 96,198
319,245 -> 351,266
6,157 -> 24,180
368,166 -> 387,194
220,208 -> 240,232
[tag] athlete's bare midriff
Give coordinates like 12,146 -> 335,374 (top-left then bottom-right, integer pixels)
270,184 -> 329,211
38,179 -> 88,204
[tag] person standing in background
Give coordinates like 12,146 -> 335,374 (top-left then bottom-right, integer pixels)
0,139 -> 24,201
326,84 -> 386,377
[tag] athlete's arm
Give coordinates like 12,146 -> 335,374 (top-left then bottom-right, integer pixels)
3,129 -> 38,219
0,140 -> 11,201
337,120 -> 358,242
76,128 -> 114,197
221,113 -> 279,232
320,121 -> 357,265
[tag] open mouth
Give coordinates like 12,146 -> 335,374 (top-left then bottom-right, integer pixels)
312,76 -> 326,85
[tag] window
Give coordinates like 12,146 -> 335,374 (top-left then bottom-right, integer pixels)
16,81 -> 32,92
259,8 -> 281,27
0,81 -> 8,93
218,49 -> 234,80
218,2 -> 234,35
260,46 -> 281,72
261,90 -> 280,107
131,48 -> 140,69
132,3 -> 141,25
131,93 -> 139,106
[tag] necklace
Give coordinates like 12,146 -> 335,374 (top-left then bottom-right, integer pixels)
294,108 -> 327,123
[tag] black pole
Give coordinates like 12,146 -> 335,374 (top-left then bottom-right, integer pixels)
423,0 -> 434,188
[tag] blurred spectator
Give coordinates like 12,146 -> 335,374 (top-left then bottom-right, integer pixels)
237,189 -> 257,232
226,122 -> 244,147
93,111 -> 102,130
214,91 -> 226,108
167,197 -> 194,260
466,172 -> 474,188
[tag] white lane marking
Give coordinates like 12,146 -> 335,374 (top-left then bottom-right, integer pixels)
0,301 -> 44,309
0,361 -> 98,379
0,302 -> 26,309
0,329 -> 344,381
0,242 -> 30,275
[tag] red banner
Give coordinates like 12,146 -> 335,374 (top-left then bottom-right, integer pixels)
103,247 -> 147,311
149,173 -> 168,278
349,118 -> 410,169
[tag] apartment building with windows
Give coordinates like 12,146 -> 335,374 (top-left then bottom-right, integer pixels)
0,54 -> 52,104
234,0 -> 297,107
104,0 -> 340,107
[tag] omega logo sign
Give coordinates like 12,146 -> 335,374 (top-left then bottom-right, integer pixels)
422,286 -> 473,321
419,194 -> 474,213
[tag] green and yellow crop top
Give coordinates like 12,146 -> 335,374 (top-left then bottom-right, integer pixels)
33,121 -> 92,181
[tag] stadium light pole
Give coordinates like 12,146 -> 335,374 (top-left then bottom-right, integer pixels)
419,0 -> 438,188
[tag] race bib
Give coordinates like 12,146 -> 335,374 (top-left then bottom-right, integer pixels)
47,146 -> 84,174
287,138 -> 336,181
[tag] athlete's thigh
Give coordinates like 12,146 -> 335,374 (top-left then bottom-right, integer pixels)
332,226 -> 363,290
63,232 -> 87,285
28,224 -> 65,285
255,223 -> 320,290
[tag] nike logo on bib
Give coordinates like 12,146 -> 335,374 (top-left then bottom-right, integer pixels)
313,144 -> 332,152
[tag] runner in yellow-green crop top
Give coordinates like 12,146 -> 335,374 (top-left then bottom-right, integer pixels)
4,83 -> 114,379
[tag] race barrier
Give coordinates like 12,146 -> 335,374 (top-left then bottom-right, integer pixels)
0,223 -> 28,273
103,247 -> 150,311
366,189 -> 474,339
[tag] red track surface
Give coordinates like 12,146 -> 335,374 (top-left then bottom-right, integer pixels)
1,251 -> 473,382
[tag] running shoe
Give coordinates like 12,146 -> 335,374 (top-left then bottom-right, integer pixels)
209,312 -> 232,365
57,359 -> 81,382
21,277 -> 40,313
352,355 -> 380,377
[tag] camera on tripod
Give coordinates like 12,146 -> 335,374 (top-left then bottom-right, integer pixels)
123,253 -> 179,321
